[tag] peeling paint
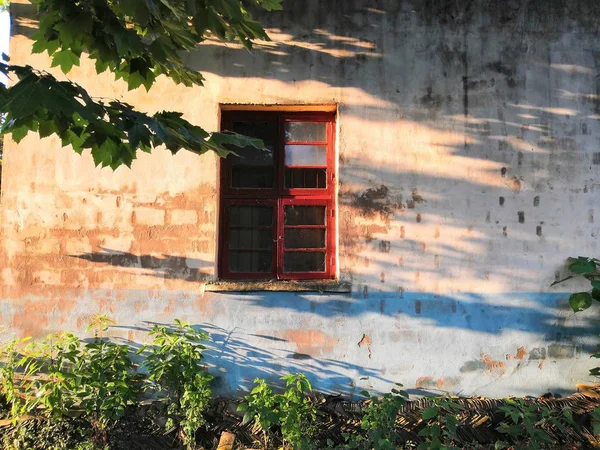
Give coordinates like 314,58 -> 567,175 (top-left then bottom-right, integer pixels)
276,329 -> 339,357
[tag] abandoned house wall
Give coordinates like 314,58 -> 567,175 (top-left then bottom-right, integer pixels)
2,0 -> 600,397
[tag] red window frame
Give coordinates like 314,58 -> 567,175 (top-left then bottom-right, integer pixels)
218,111 -> 336,280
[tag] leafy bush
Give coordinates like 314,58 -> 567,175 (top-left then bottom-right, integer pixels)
495,399 -> 577,450
358,384 -> 408,450
0,417 -> 98,450
0,318 -> 214,449
278,374 -> 317,449
138,319 -> 212,449
417,396 -> 463,450
329,384 -> 408,450
0,316 -> 143,429
239,373 -> 317,450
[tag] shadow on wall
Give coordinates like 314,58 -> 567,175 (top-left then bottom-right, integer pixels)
188,0 -> 600,292
109,293 -> 598,395
112,320 -> 397,397
72,247 -> 212,282
74,249 -> 600,350
71,260 -> 600,397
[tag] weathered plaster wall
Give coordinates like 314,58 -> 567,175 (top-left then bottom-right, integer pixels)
2,0 -> 600,397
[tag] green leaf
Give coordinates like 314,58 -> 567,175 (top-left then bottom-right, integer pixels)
593,420 -> 600,437
10,125 -> 29,143
38,120 -> 57,138
592,281 -> 600,290
593,288 -> 600,301
127,71 -> 146,91
568,258 -> 597,274
51,50 -> 80,74
258,0 -> 283,11
92,137 -> 118,167
569,292 -> 593,312
3,74 -> 45,119
422,406 -> 438,420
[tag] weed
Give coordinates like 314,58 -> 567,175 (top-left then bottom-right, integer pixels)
138,319 -> 212,449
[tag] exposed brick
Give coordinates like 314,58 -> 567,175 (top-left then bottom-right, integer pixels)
32,270 -> 61,285
100,236 -> 135,252
2,268 -> 16,285
65,240 -> 93,255
134,208 -> 165,226
192,240 -> 211,253
3,239 -> 25,258
170,209 -> 198,226
28,239 -> 61,255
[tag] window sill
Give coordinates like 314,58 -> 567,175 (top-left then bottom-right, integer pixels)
203,280 -> 351,293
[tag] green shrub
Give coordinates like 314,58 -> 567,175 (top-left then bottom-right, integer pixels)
417,396 -> 463,450
0,417 -> 99,450
239,373 -> 317,450
138,319 -> 212,449
278,373 -> 317,449
334,384 -> 408,450
495,399 -> 577,450
0,318 -> 214,449
0,316 -> 143,429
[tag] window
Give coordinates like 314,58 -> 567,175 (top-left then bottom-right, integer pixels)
219,111 -> 336,280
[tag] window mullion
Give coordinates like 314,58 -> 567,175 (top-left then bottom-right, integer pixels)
276,198 -> 284,279
277,114 -> 284,196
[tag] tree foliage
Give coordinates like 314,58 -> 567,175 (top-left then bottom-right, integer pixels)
0,0 -> 281,168
552,256 -> 600,312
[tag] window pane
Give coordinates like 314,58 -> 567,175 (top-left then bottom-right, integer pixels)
230,206 -> 273,227
284,228 -> 325,249
228,148 -> 273,166
232,167 -> 273,188
230,229 -> 273,249
229,251 -> 272,272
228,121 -> 276,188
229,121 -> 276,166
285,145 -> 326,166
285,168 -> 327,188
285,122 -> 326,142
284,206 -> 325,225
284,252 -> 325,272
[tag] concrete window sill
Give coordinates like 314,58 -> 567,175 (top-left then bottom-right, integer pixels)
203,280 -> 351,293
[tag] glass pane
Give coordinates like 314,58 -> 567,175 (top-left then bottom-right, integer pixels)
232,167 -> 273,188
285,145 -> 326,166
229,121 -> 276,167
230,229 -> 273,249
285,122 -> 326,142
284,252 -> 325,272
284,228 -> 325,249
230,206 -> 273,227
229,251 -> 272,272
284,206 -> 325,225
285,168 -> 327,189
228,148 -> 273,166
